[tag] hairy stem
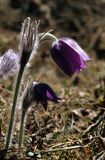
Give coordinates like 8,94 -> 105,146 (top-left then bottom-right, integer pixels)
5,66 -> 24,148
18,109 -> 26,148
39,32 -> 58,42
46,33 -> 58,41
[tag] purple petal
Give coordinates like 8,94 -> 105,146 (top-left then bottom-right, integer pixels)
60,38 -> 90,61
0,49 -> 19,78
51,38 -> 90,76
32,82 -> 60,110
33,83 -> 59,102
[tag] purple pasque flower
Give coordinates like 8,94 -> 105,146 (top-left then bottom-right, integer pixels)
32,82 -> 60,110
51,37 -> 90,76
19,17 -> 39,67
0,49 -> 19,79
21,81 -> 60,111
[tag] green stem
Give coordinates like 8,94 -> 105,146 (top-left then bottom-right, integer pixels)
39,32 -> 58,42
18,109 -> 26,148
5,66 -> 24,149
45,33 -> 58,41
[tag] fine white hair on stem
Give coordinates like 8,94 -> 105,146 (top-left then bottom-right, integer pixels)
30,20 -> 40,60
0,49 -> 19,79
21,79 -> 34,111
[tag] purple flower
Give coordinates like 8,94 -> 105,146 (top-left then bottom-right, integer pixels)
32,82 -> 60,110
0,49 -> 19,79
51,37 -> 90,76
21,82 -> 60,111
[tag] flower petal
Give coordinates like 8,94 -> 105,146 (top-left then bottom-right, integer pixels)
0,49 -> 19,79
51,38 -> 90,76
60,38 -> 90,61
32,82 -> 60,110
33,83 -> 59,102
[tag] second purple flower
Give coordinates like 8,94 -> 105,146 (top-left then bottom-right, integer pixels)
22,82 -> 60,111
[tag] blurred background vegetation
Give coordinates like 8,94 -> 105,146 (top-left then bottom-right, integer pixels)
1,0 -> 105,59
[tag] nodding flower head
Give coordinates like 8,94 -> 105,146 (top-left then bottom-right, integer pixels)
19,17 -> 40,67
22,82 -> 60,111
0,49 -> 19,79
32,82 -> 60,110
51,37 -> 91,76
